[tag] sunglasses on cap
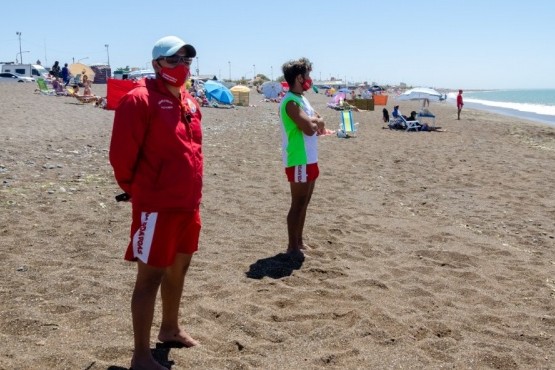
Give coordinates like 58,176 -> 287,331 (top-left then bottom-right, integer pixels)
158,55 -> 193,65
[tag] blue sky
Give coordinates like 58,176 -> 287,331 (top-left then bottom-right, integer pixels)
2,0 -> 554,89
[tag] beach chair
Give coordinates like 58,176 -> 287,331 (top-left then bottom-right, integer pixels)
74,95 -> 99,104
338,109 -> 357,137
36,78 -> 55,95
399,114 -> 422,132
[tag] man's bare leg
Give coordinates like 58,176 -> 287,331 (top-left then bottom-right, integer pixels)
131,261 -> 168,370
158,253 -> 199,347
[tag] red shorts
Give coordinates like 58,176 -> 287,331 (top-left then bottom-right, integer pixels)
285,163 -> 319,183
125,209 -> 201,267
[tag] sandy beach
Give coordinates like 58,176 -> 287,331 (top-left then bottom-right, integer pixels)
1,82 -> 554,370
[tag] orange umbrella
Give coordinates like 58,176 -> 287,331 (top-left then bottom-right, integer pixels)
68,63 -> 95,81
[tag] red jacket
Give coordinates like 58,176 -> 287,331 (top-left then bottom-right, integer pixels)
109,78 -> 203,211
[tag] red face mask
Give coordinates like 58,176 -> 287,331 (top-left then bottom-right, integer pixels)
302,76 -> 312,91
159,64 -> 189,87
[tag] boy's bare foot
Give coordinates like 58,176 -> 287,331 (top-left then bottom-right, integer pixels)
285,247 -> 306,261
131,354 -> 168,370
158,328 -> 199,348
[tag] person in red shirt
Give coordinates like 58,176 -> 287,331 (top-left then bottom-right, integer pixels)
109,35 -> 202,370
457,89 -> 464,120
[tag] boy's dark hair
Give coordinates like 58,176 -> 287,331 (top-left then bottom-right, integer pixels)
282,58 -> 312,87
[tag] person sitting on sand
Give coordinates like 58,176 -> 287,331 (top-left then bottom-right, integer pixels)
392,105 -> 400,118
405,111 -> 418,121
51,78 -> 68,95
82,75 -> 92,96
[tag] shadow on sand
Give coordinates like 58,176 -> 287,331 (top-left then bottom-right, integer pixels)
245,252 -> 304,279
107,341 -> 186,369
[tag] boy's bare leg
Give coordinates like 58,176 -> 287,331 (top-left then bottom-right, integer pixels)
158,253 -> 199,347
287,181 -> 313,254
297,181 -> 315,249
131,261 -> 168,370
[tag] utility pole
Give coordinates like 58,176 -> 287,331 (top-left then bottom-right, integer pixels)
16,32 -> 22,64
105,44 -> 110,66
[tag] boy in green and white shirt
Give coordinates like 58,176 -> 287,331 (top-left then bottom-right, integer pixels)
279,58 -> 326,257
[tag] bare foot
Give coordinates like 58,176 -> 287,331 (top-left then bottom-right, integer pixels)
285,247 -> 306,261
131,353 -> 168,370
158,328 -> 199,348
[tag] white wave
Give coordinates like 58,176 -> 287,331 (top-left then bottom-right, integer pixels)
464,98 -> 555,116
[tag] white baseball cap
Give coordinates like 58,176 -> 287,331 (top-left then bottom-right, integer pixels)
152,35 -> 196,60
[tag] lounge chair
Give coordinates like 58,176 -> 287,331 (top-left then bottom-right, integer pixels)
74,95 -> 99,104
36,78 -> 55,95
338,109 -> 357,137
399,114 -> 422,131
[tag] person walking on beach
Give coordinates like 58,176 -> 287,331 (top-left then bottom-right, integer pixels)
61,63 -> 70,86
279,57 -> 325,257
109,35 -> 201,370
457,89 -> 464,120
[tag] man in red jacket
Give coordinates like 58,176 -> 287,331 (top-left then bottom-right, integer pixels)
109,35 -> 202,370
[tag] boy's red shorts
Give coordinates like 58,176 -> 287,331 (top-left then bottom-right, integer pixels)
285,163 -> 319,183
125,209 -> 201,268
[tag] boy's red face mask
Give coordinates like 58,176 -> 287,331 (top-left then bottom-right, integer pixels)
301,76 -> 312,91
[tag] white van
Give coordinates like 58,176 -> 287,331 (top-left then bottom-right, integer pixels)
1,64 -> 49,80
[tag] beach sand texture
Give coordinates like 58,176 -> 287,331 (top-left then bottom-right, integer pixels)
1,83 -> 554,369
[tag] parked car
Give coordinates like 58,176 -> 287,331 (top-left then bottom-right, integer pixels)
0,72 -> 35,83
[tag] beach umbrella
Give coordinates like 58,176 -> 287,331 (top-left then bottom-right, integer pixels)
68,63 -> 95,81
330,92 -> 347,104
396,87 -> 446,102
338,88 -> 350,93
204,80 -> 234,104
261,81 -> 283,99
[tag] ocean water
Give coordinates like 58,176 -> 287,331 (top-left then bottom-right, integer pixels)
446,89 -> 555,127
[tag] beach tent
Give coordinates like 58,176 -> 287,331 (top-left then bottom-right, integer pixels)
106,78 -> 140,110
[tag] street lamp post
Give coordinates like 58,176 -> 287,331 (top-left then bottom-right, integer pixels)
104,44 -> 110,66
253,64 -> 256,81
16,51 -> 29,64
16,32 -> 22,63
228,61 -> 231,81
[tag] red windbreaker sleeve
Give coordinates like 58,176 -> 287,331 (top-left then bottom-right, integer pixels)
109,92 -> 149,195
